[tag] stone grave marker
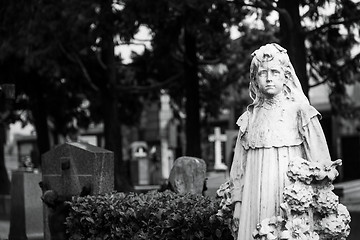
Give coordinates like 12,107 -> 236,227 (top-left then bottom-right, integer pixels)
168,156 -> 206,195
208,127 -> 228,170
41,142 -> 114,240
129,141 -> 150,185
8,170 -> 43,240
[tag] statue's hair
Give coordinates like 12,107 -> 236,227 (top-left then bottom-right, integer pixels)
247,43 -> 294,111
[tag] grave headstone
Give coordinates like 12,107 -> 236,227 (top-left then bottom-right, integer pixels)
41,142 -> 114,240
8,171 -> 43,240
168,156 -> 206,194
130,141 -> 150,185
208,127 -> 228,170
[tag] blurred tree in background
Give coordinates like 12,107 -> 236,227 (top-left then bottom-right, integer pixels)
122,0 -> 250,157
0,0 -> 359,192
0,0 -> 143,191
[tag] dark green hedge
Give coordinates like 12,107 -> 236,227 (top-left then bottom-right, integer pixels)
66,190 -> 233,240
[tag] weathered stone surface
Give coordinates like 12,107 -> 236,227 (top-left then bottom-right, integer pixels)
169,156 -> 206,194
41,142 -> 114,240
9,171 -> 43,240
42,142 -> 114,196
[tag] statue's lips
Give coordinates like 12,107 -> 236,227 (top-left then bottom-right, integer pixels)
265,85 -> 275,88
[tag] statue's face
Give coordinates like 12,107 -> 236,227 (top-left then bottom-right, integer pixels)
256,59 -> 285,98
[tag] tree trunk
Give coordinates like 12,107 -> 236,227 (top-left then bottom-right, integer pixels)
278,0 -> 309,96
100,0 -> 132,192
184,27 -> 201,158
31,80 -> 50,167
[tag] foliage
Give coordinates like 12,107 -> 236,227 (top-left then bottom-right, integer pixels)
0,0 -> 146,133
253,157 -> 351,240
303,0 -> 360,117
0,0 -> 95,135
122,0 -> 246,156
66,190 -> 233,240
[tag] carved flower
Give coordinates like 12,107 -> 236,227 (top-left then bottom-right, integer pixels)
307,231 -> 320,240
216,180 -> 234,217
323,159 -> 342,182
287,157 -> 333,184
252,157 -> 350,240
216,180 -> 233,198
317,212 -> 351,239
280,216 -> 311,240
280,230 -> 320,240
337,203 -> 351,224
287,158 -> 342,184
287,157 -> 315,184
283,182 -> 314,213
313,189 -> 339,215
252,216 -> 283,240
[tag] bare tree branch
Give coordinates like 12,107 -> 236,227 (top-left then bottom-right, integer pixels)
301,2 -> 323,19
118,42 -> 148,47
309,78 -> 328,88
72,53 -> 100,92
306,16 -> 360,36
263,0 -> 293,30
57,41 -> 76,62
57,42 -> 99,92
309,69 -> 322,82
308,61 -> 329,88
116,72 -> 183,93
226,0 -> 271,10
227,0 -> 293,30
171,51 -> 184,64
132,37 -> 152,42
198,58 -> 222,65
309,52 -> 360,88
95,49 -> 107,70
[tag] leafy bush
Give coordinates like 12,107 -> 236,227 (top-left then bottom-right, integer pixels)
66,190 -> 233,240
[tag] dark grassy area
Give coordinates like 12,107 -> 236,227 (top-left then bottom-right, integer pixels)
349,211 -> 360,240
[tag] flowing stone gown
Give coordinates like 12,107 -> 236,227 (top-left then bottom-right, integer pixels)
230,95 -> 332,240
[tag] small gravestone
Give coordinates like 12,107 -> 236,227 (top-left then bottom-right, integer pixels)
8,171 -> 43,240
168,156 -> 206,194
129,141 -> 150,185
41,142 -> 114,240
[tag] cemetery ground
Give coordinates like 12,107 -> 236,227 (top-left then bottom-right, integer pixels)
1,171 -> 360,240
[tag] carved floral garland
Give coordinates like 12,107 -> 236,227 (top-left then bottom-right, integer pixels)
216,179 -> 237,236
217,157 -> 351,240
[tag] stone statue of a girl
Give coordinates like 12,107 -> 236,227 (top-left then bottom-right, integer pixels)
229,43 -> 347,240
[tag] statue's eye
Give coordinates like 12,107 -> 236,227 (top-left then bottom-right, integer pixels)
258,70 -> 267,78
272,70 -> 280,75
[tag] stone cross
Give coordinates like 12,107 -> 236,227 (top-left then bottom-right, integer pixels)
208,127 -> 228,170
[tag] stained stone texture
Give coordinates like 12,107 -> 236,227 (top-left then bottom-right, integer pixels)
42,142 -> 114,196
42,142 -> 114,240
169,156 -> 206,194
8,171 -> 43,240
